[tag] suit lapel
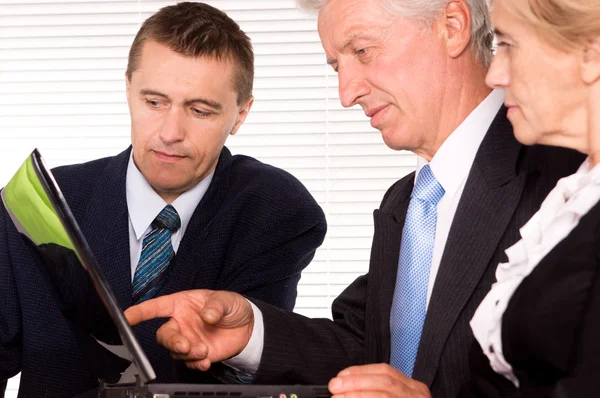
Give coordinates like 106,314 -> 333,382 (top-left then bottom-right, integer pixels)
366,176 -> 413,363
81,148 -> 133,310
412,109 -> 528,385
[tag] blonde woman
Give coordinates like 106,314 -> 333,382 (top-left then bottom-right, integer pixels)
462,0 -> 600,396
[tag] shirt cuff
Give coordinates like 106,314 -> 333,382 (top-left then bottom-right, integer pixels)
222,300 -> 264,375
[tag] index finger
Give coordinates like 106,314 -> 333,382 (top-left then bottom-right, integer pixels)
124,295 -> 177,326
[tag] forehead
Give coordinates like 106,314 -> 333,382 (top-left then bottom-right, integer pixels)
490,0 -> 529,37
132,40 -> 236,96
317,0 -> 393,48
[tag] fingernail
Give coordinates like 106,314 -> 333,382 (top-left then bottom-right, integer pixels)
330,377 -> 342,391
194,346 -> 207,358
203,309 -> 218,320
339,370 -> 350,376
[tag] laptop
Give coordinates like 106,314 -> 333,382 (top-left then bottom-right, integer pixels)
1,149 -> 330,398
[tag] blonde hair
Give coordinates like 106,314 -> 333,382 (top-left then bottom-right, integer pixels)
499,0 -> 600,50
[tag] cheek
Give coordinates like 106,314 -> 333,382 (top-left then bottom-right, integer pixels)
374,45 -> 443,109
514,78 -> 556,133
130,107 -> 161,143
187,120 -> 228,152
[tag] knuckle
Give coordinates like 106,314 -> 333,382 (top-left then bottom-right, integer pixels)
381,374 -> 395,387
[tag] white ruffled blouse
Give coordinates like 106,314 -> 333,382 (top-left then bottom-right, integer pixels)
470,157 -> 600,387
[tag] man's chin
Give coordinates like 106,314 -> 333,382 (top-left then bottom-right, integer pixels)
380,127 -> 408,151
149,182 -> 188,202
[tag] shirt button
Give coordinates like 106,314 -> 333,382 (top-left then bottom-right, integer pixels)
489,345 -> 495,353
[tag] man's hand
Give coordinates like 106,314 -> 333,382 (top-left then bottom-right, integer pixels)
124,290 -> 254,371
328,364 -> 432,398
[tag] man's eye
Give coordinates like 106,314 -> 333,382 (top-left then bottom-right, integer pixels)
146,100 -> 161,108
192,108 -> 211,117
356,48 -> 367,55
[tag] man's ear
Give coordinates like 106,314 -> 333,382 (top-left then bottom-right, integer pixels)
230,96 -> 254,136
582,39 -> 600,85
443,0 -> 472,59
125,72 -> 131,103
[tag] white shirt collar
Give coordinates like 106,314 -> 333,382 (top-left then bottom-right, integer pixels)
126,153 -> 214,240
416,89 -> 505,198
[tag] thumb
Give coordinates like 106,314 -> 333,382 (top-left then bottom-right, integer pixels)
200,291 -> 253,328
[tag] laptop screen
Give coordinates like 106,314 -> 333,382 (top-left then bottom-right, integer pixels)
1,149 -> 155,384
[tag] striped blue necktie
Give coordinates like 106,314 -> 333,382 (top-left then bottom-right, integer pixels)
132,204 -> 181,304
390,164 -> 445,377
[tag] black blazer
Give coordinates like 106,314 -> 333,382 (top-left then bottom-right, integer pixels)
251,109 -> 585,398
0,146 -> 326,398
460,198 -> 600,397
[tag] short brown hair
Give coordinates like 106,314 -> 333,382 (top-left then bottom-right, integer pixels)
126,2 -> 254,104
498,0 -> 600,51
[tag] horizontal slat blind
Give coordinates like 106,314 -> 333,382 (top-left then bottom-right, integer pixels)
0,1 -> 416,394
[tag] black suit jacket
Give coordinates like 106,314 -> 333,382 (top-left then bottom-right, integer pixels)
251,109 -> 585,397
460,198 -> 600,397
0,146 -> 326,398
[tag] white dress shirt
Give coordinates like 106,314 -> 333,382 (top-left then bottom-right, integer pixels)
470,157 -> 600,388
126,153 -> 214,278
228,89 -> 505,374
422,88 -> 505,305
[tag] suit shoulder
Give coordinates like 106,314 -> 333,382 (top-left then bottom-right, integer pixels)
50,154 -> 120,207
228,154 -> 317,204
52,155 -> 114,188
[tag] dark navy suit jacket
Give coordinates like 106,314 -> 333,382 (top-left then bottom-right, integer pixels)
0,146 -> 326,397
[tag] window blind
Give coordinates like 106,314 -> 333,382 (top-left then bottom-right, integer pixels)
0,1 -> 416,394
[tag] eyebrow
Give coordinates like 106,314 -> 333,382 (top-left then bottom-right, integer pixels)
326,31 -> 371,66
139,89 -> 222,111
493,28 -> 511,40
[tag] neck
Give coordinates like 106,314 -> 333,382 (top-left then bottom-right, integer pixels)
417,57 -> 493,161
588,79 -> 600,167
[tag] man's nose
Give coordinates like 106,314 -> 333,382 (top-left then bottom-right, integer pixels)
159,107 -> 185,144
337,66 -> 370,108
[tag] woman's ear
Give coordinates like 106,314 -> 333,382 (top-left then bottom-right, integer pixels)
581,39 -> 600,85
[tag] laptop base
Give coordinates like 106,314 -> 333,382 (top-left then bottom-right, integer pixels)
99,382 -> 331,398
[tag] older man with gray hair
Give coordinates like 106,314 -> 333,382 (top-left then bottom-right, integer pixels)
125,0 -> 584,396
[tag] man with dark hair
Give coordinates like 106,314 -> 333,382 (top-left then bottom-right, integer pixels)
0,2 -> 326,397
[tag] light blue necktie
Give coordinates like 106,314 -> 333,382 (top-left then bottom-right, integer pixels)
132,204 -> 181,304
390,164 -> 445,377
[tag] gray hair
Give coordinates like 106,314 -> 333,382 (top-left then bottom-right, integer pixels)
297,0 -> 493,68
